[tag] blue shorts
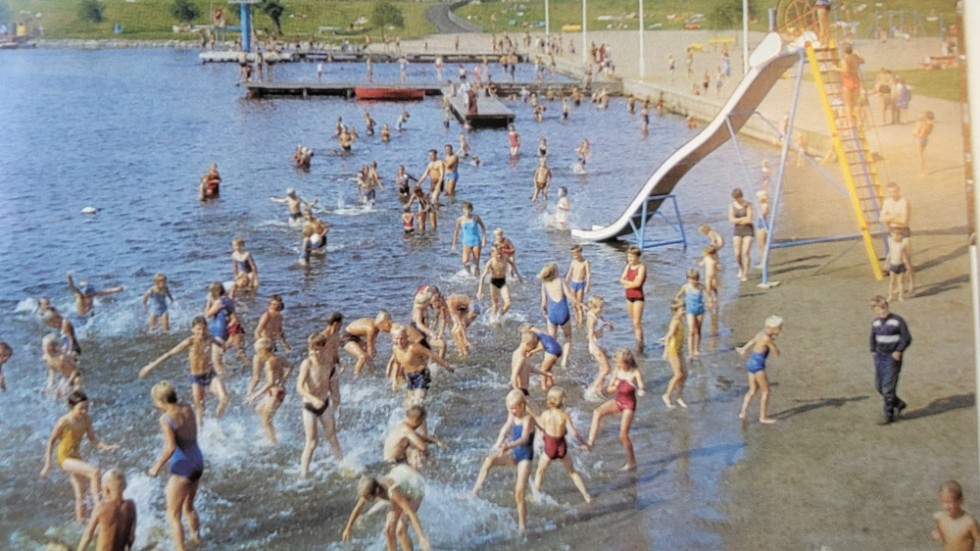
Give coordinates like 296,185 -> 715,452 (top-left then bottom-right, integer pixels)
406,368 -> 431,390
568,280 -> 586,293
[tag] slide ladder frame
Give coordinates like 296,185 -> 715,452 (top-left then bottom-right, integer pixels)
623,194 -> 688,252
805,42 -> 886,280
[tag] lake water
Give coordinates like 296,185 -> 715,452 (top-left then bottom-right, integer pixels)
0,48 -> 772,550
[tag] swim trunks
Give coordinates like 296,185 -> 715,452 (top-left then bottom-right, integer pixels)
406,368 -> 431,391
568,280 -> 586,293
339,331 -> 363,347
889,263 -> 906,275
189,370 -> 215,388
303,398 -> 330,417
490,277 -> 506,289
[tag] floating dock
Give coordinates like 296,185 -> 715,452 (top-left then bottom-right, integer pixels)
442,88 -> 514,128
201,49 -> 527,64
244,80 -> 620,100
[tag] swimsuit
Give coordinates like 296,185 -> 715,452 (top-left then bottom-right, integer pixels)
290,211 -> 303,220
148,290 -> 169,316
732,204 -> 755,237
234,253 -> 254,274
684,287 -> 706,316
490,277 -> 506,289
189,370 -> 216,388
207,296 -> 234,341
56,423 -> 85,467
889,263 -> 906,274
841,72 -> 860,91
667,320 -> 684,357
746,348 -> 769,374
535,332 -> 562,357
387,464 -> 425,501
545,289 -> 570,326
615,378 -> 637,412
569,280 -> 586,293
165,414 -> 204,482
339,331 -> 362,347
445,170 -> 458,181
461,219 -> 481,247
303,397 -> 330,417
406,368 -> 431,390
542,432 -> 567,460
625,266 -> 645,301
511,423 -> 534,462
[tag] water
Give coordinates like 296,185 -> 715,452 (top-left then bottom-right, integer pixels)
0,49 -> 773,550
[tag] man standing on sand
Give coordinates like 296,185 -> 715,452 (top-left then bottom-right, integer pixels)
869,296 -> 911,425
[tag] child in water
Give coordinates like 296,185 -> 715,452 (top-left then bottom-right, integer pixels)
231,237 -> 259,291
585,295 -> 613,399
0,341 -> 10,391
553,187 -> 570,229
587,349 -> 645,471
245,337 -> 293,444
661,299 -> 688,408
736,316 -> 783,424
531,386 -> 591,503
41,390 -> 119,522
933,480 -> 980,550
673,268 -> 707,358
76,469 -> 137,551
142,273 -> 175,332
472,389 -> 536,534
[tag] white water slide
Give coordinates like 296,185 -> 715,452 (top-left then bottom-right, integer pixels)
572,33 -> 801,242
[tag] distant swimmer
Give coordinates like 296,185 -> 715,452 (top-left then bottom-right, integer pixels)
531,156 -> 551,204
66,271 -> 124,320
507,124 -> 521,157
199,162 -> 221,201
270,188 -> 319,225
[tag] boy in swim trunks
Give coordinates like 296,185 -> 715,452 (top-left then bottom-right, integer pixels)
297,332 -> 344,477
270,188 -> 318,223
245,338 -> 293,445
530,386 -> 591,503
885,227 -> 912,301
471,389 -> 536,534
531,156 -> 552,204
254,294 -> 290,353
37,298 -> 81,356
510,329 -> 549,396
340,311 -> 389,375
76,468 -> 137,551
67,271 -> 124,319
443,144 -> 460,197
477,246 -> 516,319
565,245 -> 591,327
736,315 -> 783,424
139,316 -> 230,428
386,327 -> 455,404
383,404 -> 447,470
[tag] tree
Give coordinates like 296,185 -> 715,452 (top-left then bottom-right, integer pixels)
172,0 -> 200,23
371,0 -> 404,31
0,3 -> 10,27
78,0 -> 105,23
259,0 -> 285,36
709,0 -> 755,29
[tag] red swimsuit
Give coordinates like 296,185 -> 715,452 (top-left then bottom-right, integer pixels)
615,378 -> 637,412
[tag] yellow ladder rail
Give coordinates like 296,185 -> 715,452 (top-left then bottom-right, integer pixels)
805,43 -> 885,280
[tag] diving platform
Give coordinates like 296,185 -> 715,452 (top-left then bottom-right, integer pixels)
443,88 -> 515,128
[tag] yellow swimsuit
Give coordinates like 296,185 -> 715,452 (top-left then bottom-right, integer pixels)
56,423 -> 84,467
667,320 -> 684,357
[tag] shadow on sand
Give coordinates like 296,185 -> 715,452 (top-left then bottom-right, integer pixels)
899,392 -> 975,422
772,394 -> 869,420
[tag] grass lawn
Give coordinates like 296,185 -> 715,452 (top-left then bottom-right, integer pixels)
894,68 -> 961,103
2,0 -> 435,41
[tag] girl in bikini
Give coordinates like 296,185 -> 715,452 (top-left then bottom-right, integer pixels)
586,348 -> 645,471
472,389 -> 536,534
41,390 -> 118,522
245,338 -> 293,445
538,262 -> 576,367
531,386 -> 591,503
585,295 -> 614,399
661,299 -> 688,408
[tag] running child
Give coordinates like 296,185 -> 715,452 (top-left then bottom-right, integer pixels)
231,237 -> 259,291
254,294 -> 290,352
76,468 -> 137,551
885,226 -> 913,301
471,389 -> 536,534
564,245 -> 591,326
40,390 -> 118,522
736,316 -> 784,424
341,465 -> 431,551
932,480 -> 980,550
43,333 -> 82,397
297,332 -> 344,477
143,273 -> 175,332
586,348 -> 645,471
477,246 -> 517,319
674,268 -> 707,358
661,300 -> 688,409
539,262 -> 575,367
585,295 -> 614,399
531,386 -> 591,503
245,338 -> 293,444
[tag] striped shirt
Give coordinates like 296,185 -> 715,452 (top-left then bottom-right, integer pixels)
869,313 -> 912,354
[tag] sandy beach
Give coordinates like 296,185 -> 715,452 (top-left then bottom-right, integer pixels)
399,29 -> 976,549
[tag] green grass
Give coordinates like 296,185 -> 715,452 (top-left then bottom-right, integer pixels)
894,68 -> 961,102
3,0 -> 434,41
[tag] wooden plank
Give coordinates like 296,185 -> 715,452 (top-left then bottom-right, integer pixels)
443,88 -> 514,128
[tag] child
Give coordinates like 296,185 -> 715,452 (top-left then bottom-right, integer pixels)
914,110 -> 935,175
231,237 -> 259,291
886,226 -> 913,301
698,223 -> 725,253
297,332 -> 344,477
564,245 -> 591,327
245,338 -> 293,444
586,349 -> 645,470
383,404 -> 446,469
43,333 -> 82,397
661,300 -> 688,409
674,268 -> 707,358
41,390 -> 118,522
700,246 -> 720,309
471,389 -> 535,534
736,316 -> 783,424
585,295 -> 613,399
142,273 -> 175,332
402,204 -> 416,234
477,246 -> 517,319
510,328 -> 543,395
933,480 -> 980,550
381,123 -> 391,142
445,294 -> 480,356
254,294 -> 290,352
76,469 -> 137,551
531,386 -> 591,503
342,465 -> 430,551
523,324 -> 561,392
553,187 -> 570,229
0,341 -> 10,391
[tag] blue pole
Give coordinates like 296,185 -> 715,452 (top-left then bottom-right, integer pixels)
241,3 -> 251,52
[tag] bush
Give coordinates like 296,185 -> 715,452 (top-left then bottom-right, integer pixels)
371,1 -> 404,30
172,0 -> 200,23
709,0 -> 755,29
78,0 -> 105,23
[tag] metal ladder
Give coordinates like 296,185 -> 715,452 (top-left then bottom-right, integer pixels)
805,43 -> 886,280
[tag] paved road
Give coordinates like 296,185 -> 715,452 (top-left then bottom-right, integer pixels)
425,2 -> 477,34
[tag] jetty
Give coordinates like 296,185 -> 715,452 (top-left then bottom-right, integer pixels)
442,88 -> 515,128
202,49 -> 528,64
245,80 -> 621,100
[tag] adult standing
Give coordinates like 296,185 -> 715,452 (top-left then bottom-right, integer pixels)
869,296 -> 911,425
880,182 -> 911,256
840,44 -> 864,127
728,188 -> 755,282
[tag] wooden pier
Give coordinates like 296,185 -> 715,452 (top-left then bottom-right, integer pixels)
202,49 -> 527,64
245,80 -> 619,100
442,88 -> 515,129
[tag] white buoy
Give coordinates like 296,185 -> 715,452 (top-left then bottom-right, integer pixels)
81,206 -> 99,215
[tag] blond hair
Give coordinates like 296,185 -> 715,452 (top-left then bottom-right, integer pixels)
546,386 -> 566,409
152,380 -> 178,404
102,468 -> 127,493
537,262 -> 559,282
586,295 -> 605,310
765,315 -> 784,330
613,348 -> 638,371
940,480 -> 964,500
505,388 -> 527,409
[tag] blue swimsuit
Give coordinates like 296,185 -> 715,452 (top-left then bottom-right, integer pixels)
208,296 -> 234,341
461,218 -> 481,247
746,348 -> 769,373
511,422 -> 534,462
568,280 -> 586,293
535,332 -> 562,357
545,292 -> 570,326
684,287 -> 706,316
165,414 -> 204,482
148,290 -> 168,316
